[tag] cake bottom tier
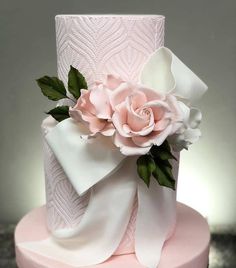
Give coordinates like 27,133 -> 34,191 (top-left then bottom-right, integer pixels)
15,203 -> 210,268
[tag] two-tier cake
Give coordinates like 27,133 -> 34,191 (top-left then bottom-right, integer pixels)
15,15 -> 210,268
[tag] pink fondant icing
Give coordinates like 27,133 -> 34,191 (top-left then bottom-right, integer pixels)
44,15 -> 166,255
15,203 -> 210,268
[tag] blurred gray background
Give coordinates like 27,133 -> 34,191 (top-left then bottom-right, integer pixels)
0,0 -> 235,229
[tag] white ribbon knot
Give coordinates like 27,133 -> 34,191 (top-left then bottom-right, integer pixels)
18,47 -> 207,268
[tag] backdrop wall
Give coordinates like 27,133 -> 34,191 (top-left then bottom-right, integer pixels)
0,0 -> 235,227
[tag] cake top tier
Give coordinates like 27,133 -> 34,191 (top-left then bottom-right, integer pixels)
56,14 -> 165,19
55,14 -> 165,86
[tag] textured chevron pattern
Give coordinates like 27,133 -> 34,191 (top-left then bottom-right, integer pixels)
55,15 -> 165,86
43,134 -> 90,231
114,195 -> 138,255
44,15 -> 165,255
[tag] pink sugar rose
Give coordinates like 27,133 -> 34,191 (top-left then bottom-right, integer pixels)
69,75 -> 121,136
110,81 -> 183,155
70,74 -> 183,155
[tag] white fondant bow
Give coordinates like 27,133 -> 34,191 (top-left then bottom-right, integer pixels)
19,47 -> 207,268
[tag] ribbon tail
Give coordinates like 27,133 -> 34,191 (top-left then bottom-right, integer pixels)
18,157 -> 137,266
135,178 -> 176,268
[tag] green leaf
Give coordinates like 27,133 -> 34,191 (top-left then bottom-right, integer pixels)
37,76 -> 67,101
152,162 -> 176,190
157,150 -> 177,161
46,106 -> 70,122
150,141 -> 177,161
68,65 -> 88,99
137,155 -> 156,187
157,159 -> 173,169
161,140 -> 171,152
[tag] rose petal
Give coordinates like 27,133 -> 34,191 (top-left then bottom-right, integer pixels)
132,125 -> 172,147
129,91 -> 147,110
69,107 -> 83,122
110,82 -> 135,109
70,107 -> 105,136
143,100 -> 170,122
154,117 -> 170,131
101,123 -> 116,136
143,100 -> 170,110
90,86 -> 112,119
140,86 -> 165,102
123,123 -> 155,137
114,133 -> 151,156
88,117 -> 107,134
106,74 -> 123,90
112,103 -> 131,137
127,115 -> 150,132
79,89 -> 96,115
127,95 -> 150,132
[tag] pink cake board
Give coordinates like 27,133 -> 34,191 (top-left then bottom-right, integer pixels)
15,203 -> 210,268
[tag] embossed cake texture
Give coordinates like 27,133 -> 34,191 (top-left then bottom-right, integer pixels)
43,15 -> 167,255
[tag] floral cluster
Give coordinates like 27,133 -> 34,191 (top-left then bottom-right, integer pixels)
37,47 -> 207,188
69,74 -> 202,156
69,71 -> 201,155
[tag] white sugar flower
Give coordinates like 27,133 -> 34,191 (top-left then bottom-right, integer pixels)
168,102 -> 202,150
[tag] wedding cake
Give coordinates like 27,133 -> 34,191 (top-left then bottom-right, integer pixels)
15,15 -> 210,268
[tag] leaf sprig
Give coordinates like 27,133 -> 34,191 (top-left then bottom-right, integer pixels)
37,66 -> 177,190
46,106 -> 70,122
136,140 -> 177,190
36,65 -> 88,122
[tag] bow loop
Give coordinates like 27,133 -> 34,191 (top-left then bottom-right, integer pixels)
46,118 -> 125,195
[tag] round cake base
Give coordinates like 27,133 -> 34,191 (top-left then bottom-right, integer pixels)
15,203 -> 210,268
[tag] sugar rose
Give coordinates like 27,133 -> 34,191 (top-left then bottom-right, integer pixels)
111,82 -> 182,155
69,81 -> 115,136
